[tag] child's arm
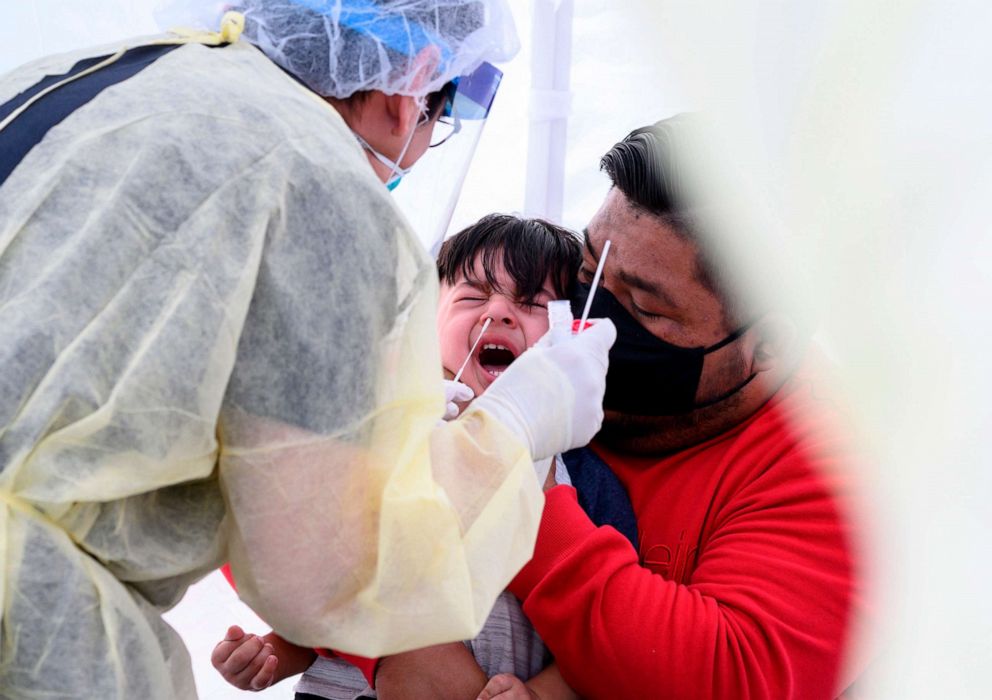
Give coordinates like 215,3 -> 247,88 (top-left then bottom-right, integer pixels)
525,663 -> 580,700
211,624 -> 317,691
375,642 -> 488,699
478,664 -> 579,700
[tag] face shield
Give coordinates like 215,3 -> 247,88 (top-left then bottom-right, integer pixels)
391,60 -> 503,257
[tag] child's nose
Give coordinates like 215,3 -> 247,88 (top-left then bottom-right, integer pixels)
483,296 -> 517,328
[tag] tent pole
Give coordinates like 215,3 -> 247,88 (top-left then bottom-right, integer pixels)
523,0 -> 574,222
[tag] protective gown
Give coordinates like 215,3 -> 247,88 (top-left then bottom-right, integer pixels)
0,37 -> 541,698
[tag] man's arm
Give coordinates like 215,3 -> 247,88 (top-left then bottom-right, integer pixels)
375,643 -> 488,700
510,459 -> 857,699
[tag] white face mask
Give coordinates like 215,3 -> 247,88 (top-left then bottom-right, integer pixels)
354,99 -> 427,190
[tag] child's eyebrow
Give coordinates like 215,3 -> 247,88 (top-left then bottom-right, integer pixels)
458,277 -> 491,292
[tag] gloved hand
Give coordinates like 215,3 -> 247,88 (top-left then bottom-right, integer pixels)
443,379 -> 475,420
468,319 -> 616,461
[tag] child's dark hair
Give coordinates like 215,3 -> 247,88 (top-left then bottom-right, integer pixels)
437,214 -> 582,303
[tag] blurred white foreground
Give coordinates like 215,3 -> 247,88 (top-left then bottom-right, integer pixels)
3,1 -> 991,697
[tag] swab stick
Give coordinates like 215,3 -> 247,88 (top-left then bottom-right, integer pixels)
577,240 -> 611,332
453,317 -> 493,383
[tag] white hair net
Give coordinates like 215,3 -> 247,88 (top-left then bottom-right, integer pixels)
155,0 -> 520,97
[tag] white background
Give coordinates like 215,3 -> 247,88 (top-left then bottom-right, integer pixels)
2,2 -> 991,698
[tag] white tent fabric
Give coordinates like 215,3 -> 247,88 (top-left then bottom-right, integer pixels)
3,1 -> 992,698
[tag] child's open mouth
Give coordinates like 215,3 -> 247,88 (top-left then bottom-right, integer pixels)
477,343 -> 517,378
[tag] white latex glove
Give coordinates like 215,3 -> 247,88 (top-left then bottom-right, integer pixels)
442,379 -> 475,420
468,319 -> 616,461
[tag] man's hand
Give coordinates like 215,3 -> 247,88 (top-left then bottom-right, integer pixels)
211,625 -> 278,691
477,673 -> 540,699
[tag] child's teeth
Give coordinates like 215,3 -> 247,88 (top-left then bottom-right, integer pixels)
482,343 -> 508,351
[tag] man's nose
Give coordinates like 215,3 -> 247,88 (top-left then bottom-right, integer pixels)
483,295 -> 517,328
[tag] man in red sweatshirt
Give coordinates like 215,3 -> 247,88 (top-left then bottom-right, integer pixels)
481,115 -> 866,699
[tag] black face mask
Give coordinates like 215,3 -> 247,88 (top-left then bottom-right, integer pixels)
570,283 -> 756,416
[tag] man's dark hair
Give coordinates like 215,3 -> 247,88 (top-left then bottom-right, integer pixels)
437,214 -> 582,303
600,114 -> 747,325
601,115 -> 812,338
600,116 -> 698,218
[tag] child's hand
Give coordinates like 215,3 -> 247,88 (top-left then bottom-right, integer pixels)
211,625 -> 279,691
477,673 -> 540,700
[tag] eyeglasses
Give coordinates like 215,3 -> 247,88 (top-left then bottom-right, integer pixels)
429,113 -> 461,148
420,80 -> 462,148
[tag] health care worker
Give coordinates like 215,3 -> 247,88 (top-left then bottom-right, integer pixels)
0,1 -> 616,697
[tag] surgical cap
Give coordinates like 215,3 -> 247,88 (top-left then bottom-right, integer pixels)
156,0 -> 520,98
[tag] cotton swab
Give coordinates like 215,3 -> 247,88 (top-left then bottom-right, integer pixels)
577,239 -> 611,332
453,317 -> 492,383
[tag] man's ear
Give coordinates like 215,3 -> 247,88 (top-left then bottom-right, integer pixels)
751,313 -> 799,373
384,45 -> 441,137
382,93 -> 421,137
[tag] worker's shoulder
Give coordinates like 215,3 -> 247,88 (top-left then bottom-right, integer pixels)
147,42 -> 351,147
0,33 -> 166,102
89,41 -> 378,192
3,39 -> 363,179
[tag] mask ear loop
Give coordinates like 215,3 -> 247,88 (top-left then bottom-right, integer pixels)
702,318 -> 758,353
694,317 -> 762,409
387,100 -> 425,184
692,372 -> 758,409
355,98 -> 426,187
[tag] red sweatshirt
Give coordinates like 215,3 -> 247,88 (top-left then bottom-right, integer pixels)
509,365 -> 864,699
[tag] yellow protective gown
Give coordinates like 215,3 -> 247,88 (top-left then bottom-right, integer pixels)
0,37 -> 541,699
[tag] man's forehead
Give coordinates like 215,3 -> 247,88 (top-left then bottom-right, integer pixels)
588,187 -> 661,235
584,194 -> 715,310
590,189 -> 699,255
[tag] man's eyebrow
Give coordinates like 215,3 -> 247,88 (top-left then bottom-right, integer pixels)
582,228 -> 600,263
617,268 -> 681,310
583,227 -> 682,311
